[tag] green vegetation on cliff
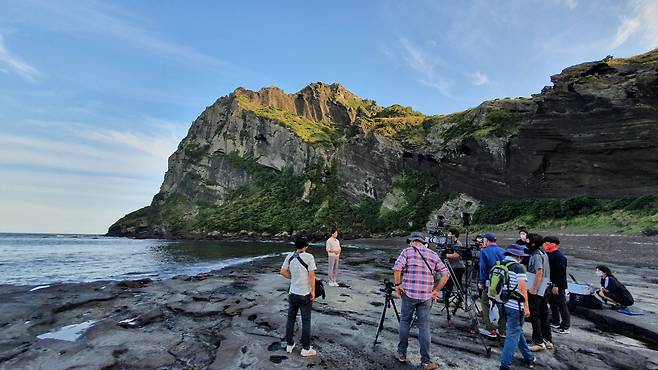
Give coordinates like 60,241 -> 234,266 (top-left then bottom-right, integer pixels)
606,49 -> 658,66
473,196 -> 658,234
127,155 -> 450,237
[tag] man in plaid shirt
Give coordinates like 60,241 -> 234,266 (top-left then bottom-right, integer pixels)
393,231 -> 449,370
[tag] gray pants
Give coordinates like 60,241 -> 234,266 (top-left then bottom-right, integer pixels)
328,255 -> 339,283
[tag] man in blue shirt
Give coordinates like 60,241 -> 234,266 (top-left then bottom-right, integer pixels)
478,233 -> 506,337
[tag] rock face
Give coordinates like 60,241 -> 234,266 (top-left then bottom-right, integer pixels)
109,50 -> 658,238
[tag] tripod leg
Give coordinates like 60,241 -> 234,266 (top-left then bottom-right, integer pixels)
391,296 -> 400,322
373,296 -> 389,345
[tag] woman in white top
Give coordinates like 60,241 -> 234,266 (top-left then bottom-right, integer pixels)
326,229 -> 341,286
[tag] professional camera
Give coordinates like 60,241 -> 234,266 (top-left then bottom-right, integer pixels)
427,230 -> 454,248
382,279 -> 395,295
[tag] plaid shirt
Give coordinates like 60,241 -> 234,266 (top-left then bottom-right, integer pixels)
393,246 -> 448,301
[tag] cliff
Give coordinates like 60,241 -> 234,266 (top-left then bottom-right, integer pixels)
108,50 -> 658,239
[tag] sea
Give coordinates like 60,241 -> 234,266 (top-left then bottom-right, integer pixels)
0,233 -> 304,286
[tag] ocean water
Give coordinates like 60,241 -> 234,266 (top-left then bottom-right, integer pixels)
0,233 -> 302,286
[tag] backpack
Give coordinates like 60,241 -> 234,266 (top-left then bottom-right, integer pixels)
288,253 -> 326,300
488,260 -> 523,304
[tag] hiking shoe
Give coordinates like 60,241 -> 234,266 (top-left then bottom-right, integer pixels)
529,342 -> 546,352
285,342 -> 295,353
394,351 -> 406,363
422,361 -> 439,370
479,328 -> 498,338
300,347 -> 317,357
543,340 -> 554,349
556,327 -> 570,334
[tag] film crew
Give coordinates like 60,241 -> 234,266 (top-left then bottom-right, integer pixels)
280,235 -> 317,357
595,265 -> 634,308
443,228 -> 466,317
392,231 -> 449,370
526,233 -> 553,352
478,233 -> 506,338
326,228 -> 341,287
544,236 -> 571,334
498,245 -> 535,370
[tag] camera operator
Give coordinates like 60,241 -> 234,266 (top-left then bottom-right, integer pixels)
443,228 -> 465,313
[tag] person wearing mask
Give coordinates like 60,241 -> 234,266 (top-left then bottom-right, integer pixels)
595,265 -> 634,308
526,234 -> 553,352
478,233 -> 506,338
393,231 -> 449,370
326,228 -> 341,287
544,236 -> 570,334
280,235 -> 317,357
498,245 -> 535,370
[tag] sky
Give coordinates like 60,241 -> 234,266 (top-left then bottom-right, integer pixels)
1,0 -> 657,234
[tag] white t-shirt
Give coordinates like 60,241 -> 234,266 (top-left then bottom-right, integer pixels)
281,252 -> 317,296
326,238 -> 341,256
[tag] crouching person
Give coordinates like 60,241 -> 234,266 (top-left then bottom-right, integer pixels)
280,235 -> 317,357
392,232 -> 449,370
498,245 -> 535,370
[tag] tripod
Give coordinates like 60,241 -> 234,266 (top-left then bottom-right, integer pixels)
373,280 -> 400,345
439,252 -> 491,357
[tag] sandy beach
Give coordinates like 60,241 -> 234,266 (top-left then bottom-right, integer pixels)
1,234 -> 657,369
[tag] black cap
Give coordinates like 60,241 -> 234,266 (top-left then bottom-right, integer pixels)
542,236 -> 560,244
294,235 -> 309,249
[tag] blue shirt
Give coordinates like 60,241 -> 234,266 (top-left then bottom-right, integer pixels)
479,243 -> 506,285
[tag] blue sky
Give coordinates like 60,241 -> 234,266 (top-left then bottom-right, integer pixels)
1,0 -> 656,233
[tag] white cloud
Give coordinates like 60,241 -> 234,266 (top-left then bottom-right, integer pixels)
0,120 -> 186,233
0,121 -> 184,178
610,0 -> 658,50
468,71 -> 490,86
398,37 -> 453,96
0,33 -> 41,81
18,0 -> 233,69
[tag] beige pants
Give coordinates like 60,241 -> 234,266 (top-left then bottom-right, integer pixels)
328,255 -> 340,283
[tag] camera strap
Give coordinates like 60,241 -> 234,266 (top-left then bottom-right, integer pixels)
288,252 -> 309,271
412,246 -> 434,275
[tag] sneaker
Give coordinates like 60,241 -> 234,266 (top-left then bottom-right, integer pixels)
479,328 -> 498,338
543,340 -> 554,350
498,331 -> 507,339
556,327 -> 570,334
422,361 -> 439,370
300,347 -> 317,357
526,357 -> 536,368
529,342 -> 546,352
550,323 -> 561,329
285,342 -> 295,353
330,281 -> 339,287
394,351 -> 406,363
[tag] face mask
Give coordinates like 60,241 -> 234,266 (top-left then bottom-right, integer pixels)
544,243 -> 558,253
596,270 -> 604,277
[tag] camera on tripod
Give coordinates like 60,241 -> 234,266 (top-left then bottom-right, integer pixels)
383,279 -> 395,294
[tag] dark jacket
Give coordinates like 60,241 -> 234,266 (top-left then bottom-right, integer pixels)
547,249 -> 568,289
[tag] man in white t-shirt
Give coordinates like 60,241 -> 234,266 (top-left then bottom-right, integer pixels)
326,228 -> 341,286
280,235 -> 317,357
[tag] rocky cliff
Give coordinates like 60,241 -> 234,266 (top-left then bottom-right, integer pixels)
109,50 -> 658,239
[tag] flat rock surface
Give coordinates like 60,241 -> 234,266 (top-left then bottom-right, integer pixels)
1,237 -> 657,369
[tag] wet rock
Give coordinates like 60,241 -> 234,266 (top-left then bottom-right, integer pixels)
117,278 -> 152,289
167,301 -> 226,317
224,300 -> 257,316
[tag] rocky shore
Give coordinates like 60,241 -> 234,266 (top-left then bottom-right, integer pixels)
1,238 -> 657,370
